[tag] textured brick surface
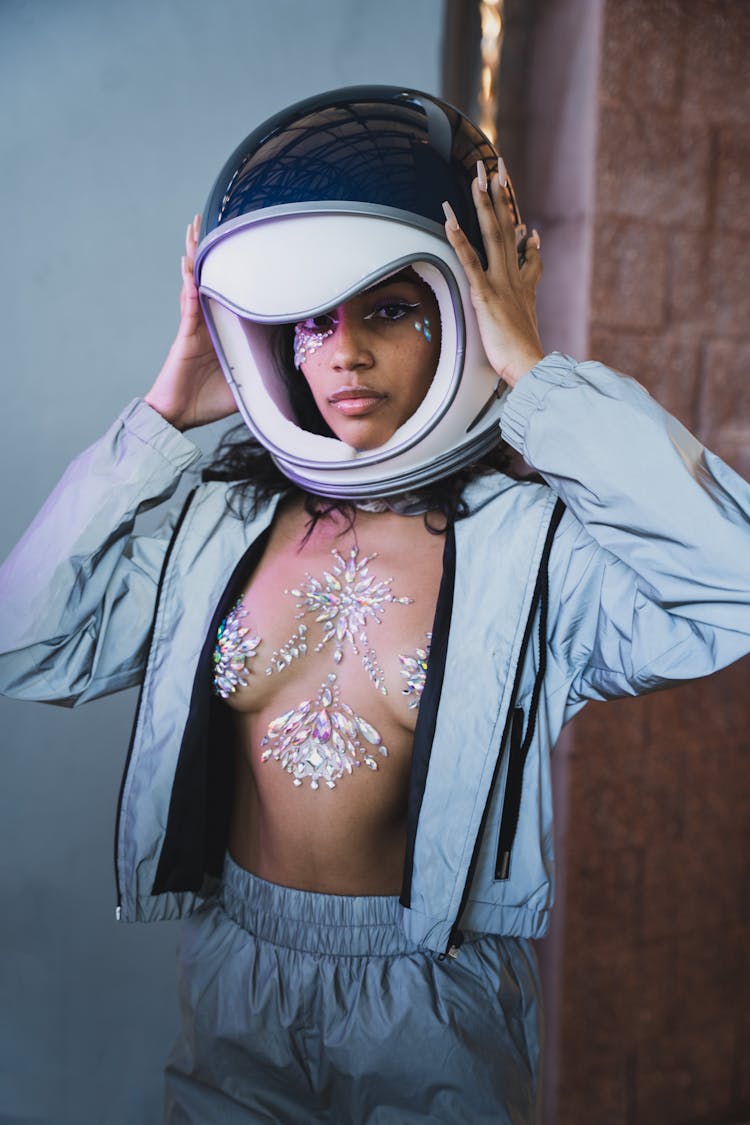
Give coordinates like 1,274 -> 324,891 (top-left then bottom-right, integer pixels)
697,338 -> 750,477
669,232 -> 749,357
596,106 -> 710,228
635,1021 -> 737,1123
599,0 -> 684,112
703,232 -> 750,339
681,0 -> 750,125
563,699 -> 687,857
590,219 -> 667,329
667,229 -> 713,330
589,325 -> 701,425
716,125 -> 750,234
640,828 -> 747,943
556,1073 -> 630,1125
504,2 -> 750,1122
740,1012 -> 750,1103
563,841 -> 642,953
670,925 -> 747,1031
560,938 -> 676,1064
563,699 -> 646,851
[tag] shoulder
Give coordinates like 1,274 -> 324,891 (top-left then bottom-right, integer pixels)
461,469 -> 550,519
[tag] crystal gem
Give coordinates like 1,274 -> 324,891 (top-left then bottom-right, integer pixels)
260,675 -> 389,791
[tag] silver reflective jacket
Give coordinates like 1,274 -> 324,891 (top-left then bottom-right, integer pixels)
1,354 -> 749,954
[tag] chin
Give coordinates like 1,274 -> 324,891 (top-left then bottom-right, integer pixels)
326,417 -> 395,452
344,429 -> 395,453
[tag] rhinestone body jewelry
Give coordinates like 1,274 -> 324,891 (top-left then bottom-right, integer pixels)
287,545 -> 413,693
260,673 -> 388,790
399,634 -> 431,708
213,599 -> 261,698
212,547 -> 428,790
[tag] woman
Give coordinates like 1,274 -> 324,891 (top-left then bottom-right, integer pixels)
1,87 -> 749,1124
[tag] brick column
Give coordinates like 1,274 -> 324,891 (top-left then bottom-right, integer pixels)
493,2 -> 750,1122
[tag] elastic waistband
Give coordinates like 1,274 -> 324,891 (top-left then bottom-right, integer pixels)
219,854 -> 419,957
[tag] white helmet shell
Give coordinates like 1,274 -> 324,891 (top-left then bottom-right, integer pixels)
195,87 -> 524,498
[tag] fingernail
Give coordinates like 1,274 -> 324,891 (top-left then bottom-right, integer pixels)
476,160 -> 488,192
442,200 -> 460,231
530,228 -> 541,250
497,157 -> 508,187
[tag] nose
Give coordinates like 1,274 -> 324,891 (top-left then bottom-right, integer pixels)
329,308 -> 373,372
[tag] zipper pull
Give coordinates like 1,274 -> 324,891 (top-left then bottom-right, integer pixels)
440,927 -> 464,960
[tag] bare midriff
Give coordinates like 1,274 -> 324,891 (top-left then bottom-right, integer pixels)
222,496 -> 445,896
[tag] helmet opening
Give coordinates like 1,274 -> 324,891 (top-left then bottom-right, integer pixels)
201,237 -> 462,469
196,87 -> 522,497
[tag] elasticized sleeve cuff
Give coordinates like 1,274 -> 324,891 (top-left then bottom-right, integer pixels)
498,352 -> 580,454
118,398 -> 203,472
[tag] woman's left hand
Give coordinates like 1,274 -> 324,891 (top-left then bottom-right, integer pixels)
443,161 -> 544,388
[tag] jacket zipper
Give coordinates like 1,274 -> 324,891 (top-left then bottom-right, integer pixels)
114,487 -> 197,920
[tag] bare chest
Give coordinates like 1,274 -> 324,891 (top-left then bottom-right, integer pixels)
214,502 -> 445,789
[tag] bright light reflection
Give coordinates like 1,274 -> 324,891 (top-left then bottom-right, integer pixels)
478,0 -> 504,143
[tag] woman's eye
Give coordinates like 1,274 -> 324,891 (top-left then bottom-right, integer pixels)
366,301 -> 419,322
299,314 -> 335,333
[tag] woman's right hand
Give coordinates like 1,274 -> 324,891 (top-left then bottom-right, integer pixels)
144,216 -> 239,431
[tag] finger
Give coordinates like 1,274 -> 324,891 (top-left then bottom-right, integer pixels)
180,252 -> 200,315
495,158 -> 524,238
442,200 -> 492,294
471,163 -> 509,276
520,229 -> 543,286
192,213 -> 201,241
488,170 -> 521,277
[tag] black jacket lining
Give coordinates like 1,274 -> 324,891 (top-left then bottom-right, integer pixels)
152,525 -> 272,895
400,524 -> 456,908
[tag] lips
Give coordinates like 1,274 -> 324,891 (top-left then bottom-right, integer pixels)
328,386 -> 386,416
328,386 -> 384,404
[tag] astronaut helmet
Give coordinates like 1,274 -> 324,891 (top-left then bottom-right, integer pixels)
195,85 -> 524,499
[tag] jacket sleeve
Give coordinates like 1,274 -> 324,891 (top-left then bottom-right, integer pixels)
0,399 -> 202,706
499,353 -> 750,705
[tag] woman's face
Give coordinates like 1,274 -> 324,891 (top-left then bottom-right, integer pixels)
292,269 -> 441,451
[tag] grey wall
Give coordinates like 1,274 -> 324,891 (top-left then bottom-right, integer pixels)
0,3 -> 444,1121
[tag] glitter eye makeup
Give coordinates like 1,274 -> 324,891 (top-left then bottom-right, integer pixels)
293,294 -> 428,370
293,320 -> 335,369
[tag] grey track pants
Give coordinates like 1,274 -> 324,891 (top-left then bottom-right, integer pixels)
164,855 -> 542,1123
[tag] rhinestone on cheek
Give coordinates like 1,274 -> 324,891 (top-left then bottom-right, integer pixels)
293,323 -> 334,368
259,673 -> 389,790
